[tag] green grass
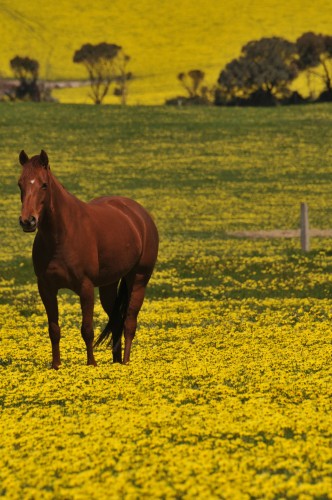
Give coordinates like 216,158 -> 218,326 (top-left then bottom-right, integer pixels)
1,101 -> 332,312
1,102 -> 332,293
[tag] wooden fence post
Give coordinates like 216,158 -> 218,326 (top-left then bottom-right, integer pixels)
300,202 -> 310,252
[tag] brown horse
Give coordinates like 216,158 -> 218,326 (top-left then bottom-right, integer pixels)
18,150 -> 158,369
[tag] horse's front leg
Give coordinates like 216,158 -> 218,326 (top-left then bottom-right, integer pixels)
80,280 -> 97,366
38,279 -> 61,370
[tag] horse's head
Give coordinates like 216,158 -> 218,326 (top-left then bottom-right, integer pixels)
18,150 -> 50,232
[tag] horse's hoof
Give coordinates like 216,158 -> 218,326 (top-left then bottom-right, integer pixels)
87,361 -> 97,367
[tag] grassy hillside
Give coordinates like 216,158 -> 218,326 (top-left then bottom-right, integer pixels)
0,0 -> 331,103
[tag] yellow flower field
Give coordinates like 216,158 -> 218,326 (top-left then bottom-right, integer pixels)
0,0 -> 331,103
1,103 -> 332,497
2,294 -> 332,498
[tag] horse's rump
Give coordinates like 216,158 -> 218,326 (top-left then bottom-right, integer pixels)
89,195 -> 159,271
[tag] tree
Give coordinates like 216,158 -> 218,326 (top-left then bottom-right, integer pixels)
296,32 -> 332,100
10,56 -> 41,101
113,52 -> 132,105
165,69 -> 213,106
178,70 -> 206,98
73,42 -> 122,104
217,37 -> 299,105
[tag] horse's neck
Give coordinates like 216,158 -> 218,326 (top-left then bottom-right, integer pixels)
40,173 -> 83,241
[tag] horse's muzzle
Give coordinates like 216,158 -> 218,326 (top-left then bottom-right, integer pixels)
19,215 -> 37,232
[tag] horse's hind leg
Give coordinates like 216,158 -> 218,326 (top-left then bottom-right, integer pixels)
123,273 -> 150,364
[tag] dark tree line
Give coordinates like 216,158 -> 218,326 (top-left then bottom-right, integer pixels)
169,31 -> 332,107
216,32 -> 332,106
3,32 -> 332,106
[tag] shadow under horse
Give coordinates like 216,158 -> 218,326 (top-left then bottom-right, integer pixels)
18,150 -> 159,368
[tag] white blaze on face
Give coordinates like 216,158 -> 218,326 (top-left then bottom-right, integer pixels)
30,179 -> 35,184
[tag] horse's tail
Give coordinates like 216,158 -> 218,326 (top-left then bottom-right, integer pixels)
94,279 -> 128,350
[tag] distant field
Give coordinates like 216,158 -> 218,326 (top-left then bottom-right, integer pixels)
1,103 -> 332,497
0,0 -> 331,103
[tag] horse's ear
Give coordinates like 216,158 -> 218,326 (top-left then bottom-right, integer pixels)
39,150 -> 49,169
19,150 -> 29,166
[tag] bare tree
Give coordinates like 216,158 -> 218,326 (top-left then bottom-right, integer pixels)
73,43 -> 122,104
178,70 -> 206,98
113,52 -> 132,105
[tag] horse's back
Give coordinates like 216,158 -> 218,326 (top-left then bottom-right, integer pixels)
88,196 -> 156,235
90,195 -> 151,220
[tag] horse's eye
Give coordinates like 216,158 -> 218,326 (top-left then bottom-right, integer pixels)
42,183 -> 48,190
